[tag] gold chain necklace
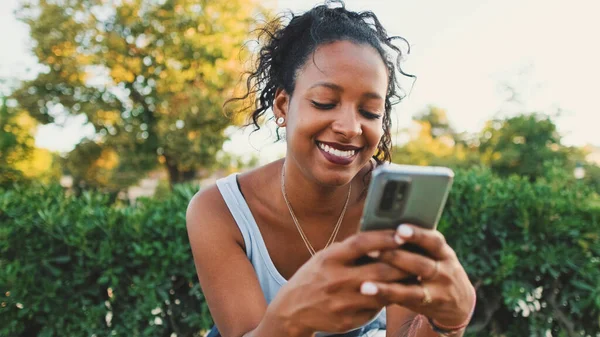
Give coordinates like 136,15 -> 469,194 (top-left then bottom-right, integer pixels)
280,165 -> 351,256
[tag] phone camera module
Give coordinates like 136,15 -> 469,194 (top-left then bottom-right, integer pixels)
379,181 -> 398,211
379,180 -> 409,212
396,181 -> 408,200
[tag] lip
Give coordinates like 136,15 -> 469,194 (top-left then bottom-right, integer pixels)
316,141 -> 361,165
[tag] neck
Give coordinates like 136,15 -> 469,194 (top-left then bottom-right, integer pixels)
280,159 -> 354,224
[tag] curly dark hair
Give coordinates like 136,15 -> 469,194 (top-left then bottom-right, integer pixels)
227,0 -> 414,165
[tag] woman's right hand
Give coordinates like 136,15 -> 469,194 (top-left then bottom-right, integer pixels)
260,229 -> 409,336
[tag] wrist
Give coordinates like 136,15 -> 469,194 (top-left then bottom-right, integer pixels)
428,286 -> 477,335
427,316 -> 467,336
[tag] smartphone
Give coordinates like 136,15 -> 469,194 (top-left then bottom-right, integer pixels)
356,164 -> 454,273
360,164 -> 454,231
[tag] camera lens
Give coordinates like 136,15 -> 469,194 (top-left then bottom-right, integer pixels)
379,181 -> 398,211
396,181 -> 407,200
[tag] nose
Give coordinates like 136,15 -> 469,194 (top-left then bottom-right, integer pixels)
331,106 -> 362,139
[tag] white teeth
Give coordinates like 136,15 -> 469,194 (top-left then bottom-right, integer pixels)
318,142 -> 356,158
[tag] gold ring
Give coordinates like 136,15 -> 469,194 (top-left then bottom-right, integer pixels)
419,260 -> 440,282
421,285 -> 433,306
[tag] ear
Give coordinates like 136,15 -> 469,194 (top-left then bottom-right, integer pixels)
273,87 -> 290,125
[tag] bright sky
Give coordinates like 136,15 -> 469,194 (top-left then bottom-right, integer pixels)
2,0 -> 599,161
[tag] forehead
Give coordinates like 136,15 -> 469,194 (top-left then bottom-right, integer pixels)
295,40 -> 389,95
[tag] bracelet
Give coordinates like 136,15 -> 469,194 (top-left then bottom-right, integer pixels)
427,316 -> 466,336
427,286 -> 477,336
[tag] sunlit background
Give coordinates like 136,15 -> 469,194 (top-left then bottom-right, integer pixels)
3,0 -> 600,153
1,1 -> 600,336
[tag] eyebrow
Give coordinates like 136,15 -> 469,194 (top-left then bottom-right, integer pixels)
308,82 -> 384,100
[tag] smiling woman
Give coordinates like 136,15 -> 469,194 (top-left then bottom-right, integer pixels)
185,1 -> 475,337
275,40 -> 388,186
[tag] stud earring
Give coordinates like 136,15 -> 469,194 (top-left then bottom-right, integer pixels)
276,117 -> 285,126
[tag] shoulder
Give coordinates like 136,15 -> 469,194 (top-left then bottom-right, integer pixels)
236,159 -> 283,200
186,180 -> 243,249
186,182 -> 227,225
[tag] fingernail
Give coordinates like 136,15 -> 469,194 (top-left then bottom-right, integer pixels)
397,224 -> 413,238
394,234 -> 405,245
360,281 -> 378,295
367,250 -> 380,259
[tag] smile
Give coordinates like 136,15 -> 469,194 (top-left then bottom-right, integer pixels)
316,141 -> 361,164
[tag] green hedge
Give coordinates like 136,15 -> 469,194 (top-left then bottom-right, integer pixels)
1,168 -> 599,337
0,184 -> 211,337
443,168 -> 600,337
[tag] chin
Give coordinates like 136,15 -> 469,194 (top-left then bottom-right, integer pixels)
312,157 -> 370,187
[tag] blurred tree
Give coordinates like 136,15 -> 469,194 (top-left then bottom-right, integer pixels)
478,114 -> 573,181
0,97 -> 61,186
413,105 -> 456,139
13,0 -> 265,187
575,146 -> 600,194
61,139 -> 120,194
392,106 -> 481,168
584,164 -> 600,195
0,97 -> 32,185
13,148 -> 62,183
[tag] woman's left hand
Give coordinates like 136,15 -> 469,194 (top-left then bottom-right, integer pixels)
362,224 -> 476,328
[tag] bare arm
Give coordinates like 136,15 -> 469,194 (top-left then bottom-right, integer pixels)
186,186 -> 310,337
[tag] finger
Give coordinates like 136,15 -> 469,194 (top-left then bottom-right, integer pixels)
326,230 -> 398,262
377,249 -> 440,281
363,281 -> 431,308
395,224 -> 454,260
353,261 -> 413,283
330,292 -> 386,312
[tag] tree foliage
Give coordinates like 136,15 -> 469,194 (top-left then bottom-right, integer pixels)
392,110 -> 596,186
413,105 -> 456,139
478,114 -> 574,180
392,106 -> 481,168
12,0 -> 264,188
0,97 -> 61,186
62,139 -> 120,193
581,162 -> 600,195
0,97 -> 33,185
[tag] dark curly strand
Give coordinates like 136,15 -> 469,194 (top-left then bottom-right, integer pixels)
227,0 -> 414,165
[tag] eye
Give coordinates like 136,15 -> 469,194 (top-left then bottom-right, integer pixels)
360,109 -> 382,120
311,101 -> 336,110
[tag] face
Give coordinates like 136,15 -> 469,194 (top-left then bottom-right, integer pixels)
274,40 -> 388,186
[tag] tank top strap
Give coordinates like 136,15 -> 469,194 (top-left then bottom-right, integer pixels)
215,173 -> 254,258
215,173 -> 287,287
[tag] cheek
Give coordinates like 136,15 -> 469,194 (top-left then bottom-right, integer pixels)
285,111 -> 318,146
366,122 -> 385,147
286,100 -> 309,128
289,105 -> 327,135
289,115 -> 314,139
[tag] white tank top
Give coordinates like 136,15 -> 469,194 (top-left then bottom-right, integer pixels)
215,173 -> 386,337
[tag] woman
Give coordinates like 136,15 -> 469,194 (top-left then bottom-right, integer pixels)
186,2 -> 476,336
